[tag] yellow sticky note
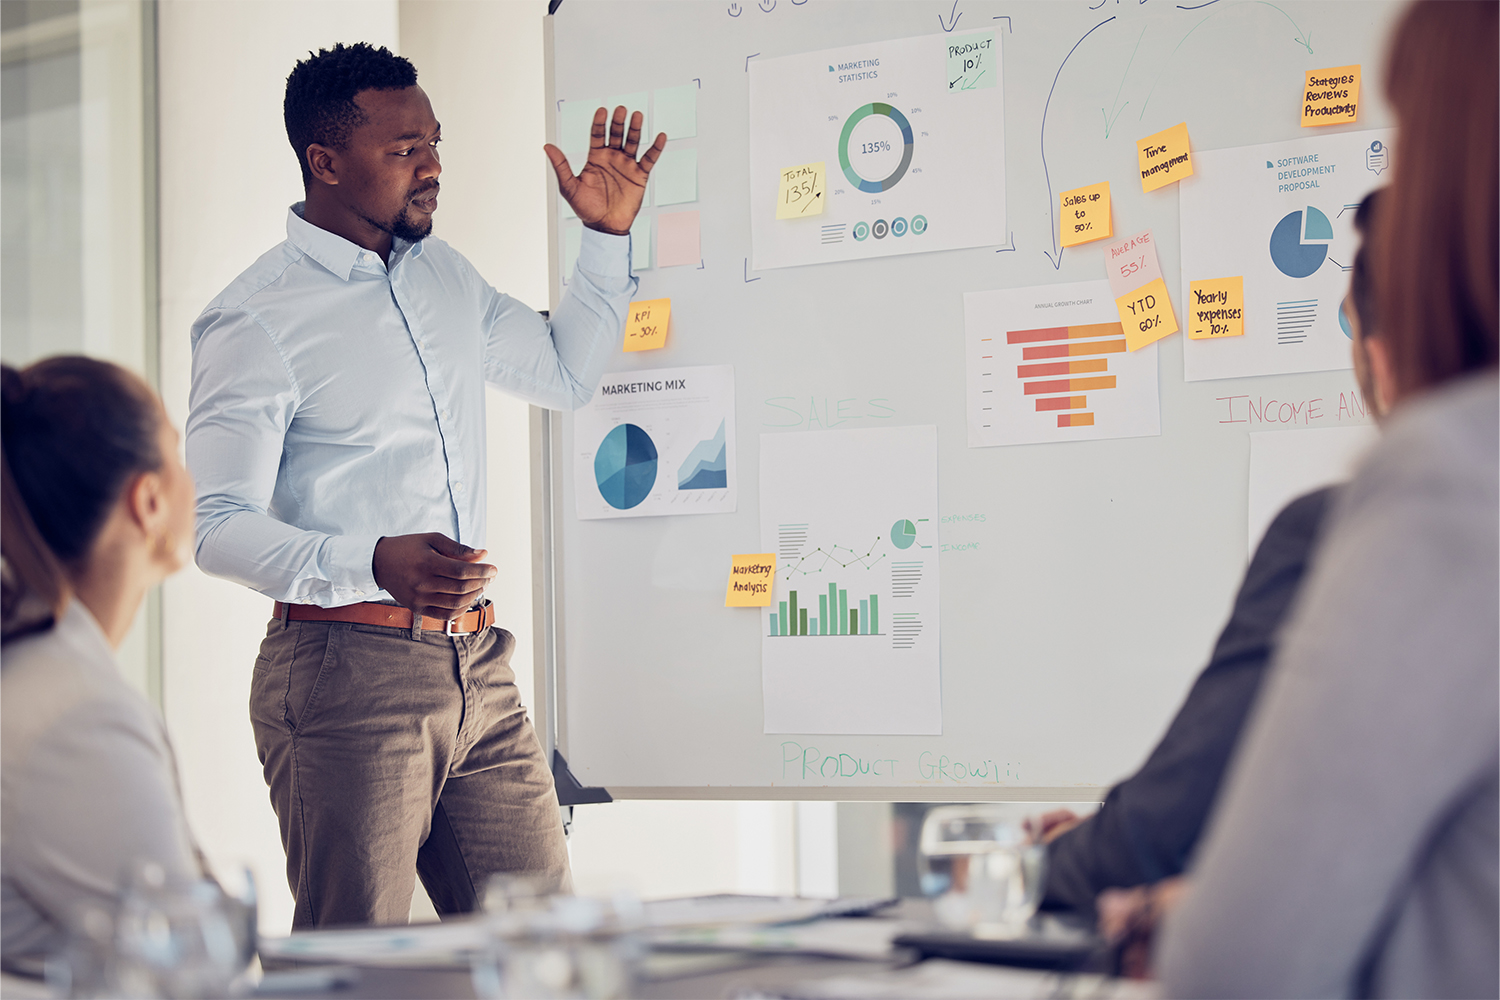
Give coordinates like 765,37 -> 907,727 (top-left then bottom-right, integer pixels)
623,298 -> 670,352
776,162 -> 825,219
725,554 -> 776,607
1188,277 -> 1245,340
1301,65 -> 1360,126
1116,276 -> 1179,351
1137,122 -> 1194,192
1059,181 -> 1112,247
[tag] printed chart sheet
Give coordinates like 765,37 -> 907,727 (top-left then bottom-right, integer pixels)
760,425 -> 941,735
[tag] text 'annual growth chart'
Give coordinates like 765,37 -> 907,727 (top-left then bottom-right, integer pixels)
964,281 -> 1162,448
760,425 -> 941,735
748,32 -> 1006,270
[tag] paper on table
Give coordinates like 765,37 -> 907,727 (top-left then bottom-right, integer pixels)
964,280 -> 1160,448
1137,122 -> 1194,192
1302,65 -> 1360,126
630,214 -> 652,271
776,161 -> 826,219
1103,229 -> 1162,300
653,83 -> 697,139
727,554 -> 776,607
657,210 -> 701,267
1187,276 -> 1245,339
760,425 -> 941,736
1116,276 -> 1178,351
623,297 -> 670,352
652,918 -> 908,961
1059,181 -> 1111,247
260,919 -> 487,969
653,148 -> 698,207
1248,425 -> 1376,556
574,365 -> 736,520
763,958 -> 1157,1000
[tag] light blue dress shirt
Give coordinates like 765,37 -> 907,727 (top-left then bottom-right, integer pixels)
187,204 -> 634,607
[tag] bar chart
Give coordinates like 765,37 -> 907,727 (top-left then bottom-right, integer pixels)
964,280 -> 1161,447
769,583 -> 880,637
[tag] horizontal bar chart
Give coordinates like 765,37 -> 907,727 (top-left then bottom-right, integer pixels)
1057,412 -> 1095,427
1036,395 -> 1087,411
1006,322 -> 1124,345
1021,338 -> 1128,360
1016,358 -> 1108,378
1023,375 -> 1116,395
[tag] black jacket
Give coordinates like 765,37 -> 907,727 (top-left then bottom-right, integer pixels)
1043,487 -> 1336,915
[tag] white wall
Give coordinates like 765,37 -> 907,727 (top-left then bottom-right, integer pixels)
156,0 -> 401,936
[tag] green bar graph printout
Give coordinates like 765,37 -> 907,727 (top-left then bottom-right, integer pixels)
839,590 -> 848,635
769,613 -> 777,637
769,583 -> 882,637
827,584 -> 837,634
819,595 -> 828,635
870,594 -> 879,635
799,608 -> 808,635
859,599 -> 868,635
778,602 -> 788,636
850,608 -> 859,635
789,591 -> 799,636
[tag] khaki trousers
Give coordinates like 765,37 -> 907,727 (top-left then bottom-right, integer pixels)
249,618 -> 570,929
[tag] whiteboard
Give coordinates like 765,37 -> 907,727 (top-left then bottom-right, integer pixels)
538,0 -> 1397,799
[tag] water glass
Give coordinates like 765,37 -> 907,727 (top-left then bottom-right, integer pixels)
918,805 -> 1047,937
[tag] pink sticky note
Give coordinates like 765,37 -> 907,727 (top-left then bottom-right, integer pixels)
656,210 -> 701,267
1103,229 -> 1164,300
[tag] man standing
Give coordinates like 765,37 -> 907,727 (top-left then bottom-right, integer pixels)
186,43 -> 661,928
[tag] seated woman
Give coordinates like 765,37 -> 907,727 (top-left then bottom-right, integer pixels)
1,357 -> 204,974
1159,1 -> 1498,996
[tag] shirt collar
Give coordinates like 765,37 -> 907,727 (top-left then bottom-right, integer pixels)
285,202 -> 425,280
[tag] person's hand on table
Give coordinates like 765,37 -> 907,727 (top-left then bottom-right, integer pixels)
372,532 -> 496,620
544,105 -> 666,235
1025,808 -> 1085,845
1096,876 -> 1191,980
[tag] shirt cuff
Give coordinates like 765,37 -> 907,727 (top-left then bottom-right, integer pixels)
577,227 -> 632,278
325,533 -> 383,601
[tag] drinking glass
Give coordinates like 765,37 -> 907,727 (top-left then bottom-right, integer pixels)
918,805 -> 1046,937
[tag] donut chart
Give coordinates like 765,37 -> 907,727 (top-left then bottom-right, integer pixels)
838,103 -> 915,193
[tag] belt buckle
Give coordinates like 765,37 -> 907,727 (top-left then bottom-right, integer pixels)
446,599 -> 491,636
445,615 -> 462,636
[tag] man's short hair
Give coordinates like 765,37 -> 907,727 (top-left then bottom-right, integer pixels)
284,42 -> 418,187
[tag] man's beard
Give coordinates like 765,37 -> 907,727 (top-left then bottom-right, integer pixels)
363,197 -> 434,242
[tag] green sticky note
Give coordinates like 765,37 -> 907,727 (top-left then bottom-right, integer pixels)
563,224 -> 582,282
630,215 -> 652,271
605,91 -> 650,141
653,83 -> 697,139
653,149 -> 697,207
945,31 -> 997,91
557,98 -> 599,169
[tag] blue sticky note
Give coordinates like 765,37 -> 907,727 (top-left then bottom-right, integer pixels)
563,224 -> 582,284
630,215 -> 652,271
653,83 -> 697,140
653,148 -> 698,207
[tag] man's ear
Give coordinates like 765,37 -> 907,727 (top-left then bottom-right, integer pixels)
306,143 -> 339,186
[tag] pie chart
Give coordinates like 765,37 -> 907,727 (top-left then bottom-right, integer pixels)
594,423 -> 658,510
1269,207 -> 1331,278
891,518 -> 917,550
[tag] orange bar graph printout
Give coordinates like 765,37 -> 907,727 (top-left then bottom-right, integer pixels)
1021,338 -> 1128,360
1023,375 -> 1116,395
1058,413 -> 1095,427
1036,396 -> 1087,412
1006,322 -> 1123,345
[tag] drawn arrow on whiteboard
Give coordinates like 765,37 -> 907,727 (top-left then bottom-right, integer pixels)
1101,25 -> 1146,138
1041,16 -> 1117,270
938,0 -> 962,32
1141,1 -> 1311,119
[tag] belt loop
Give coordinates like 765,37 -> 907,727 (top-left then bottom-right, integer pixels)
410,608 -> 423,642
279,601 -> 291,630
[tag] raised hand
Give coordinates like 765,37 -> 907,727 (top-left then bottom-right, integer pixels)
544,106 -> 666,236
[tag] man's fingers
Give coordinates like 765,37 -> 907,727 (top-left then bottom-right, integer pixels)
426,555 -> 497,581
608,106 -> 627,149
542,144 -> 577,191
638,133 -> 667,175
622,111 -> 643,157
589,107 -> 608,148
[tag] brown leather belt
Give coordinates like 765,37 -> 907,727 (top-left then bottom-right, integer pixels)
272,600 -> 495,635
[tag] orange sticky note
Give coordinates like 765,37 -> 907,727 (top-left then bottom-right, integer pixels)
1116,276 -> 1179,351
725,553 -> 776,607
1188,277 -> 1245,339
1059,181 -> 1112,247
623,298 -> 670,352
1301,65 -> 1360,126
1137,123 -> 1194,192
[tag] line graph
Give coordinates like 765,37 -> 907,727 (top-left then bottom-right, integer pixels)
777,526 -> 889,581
